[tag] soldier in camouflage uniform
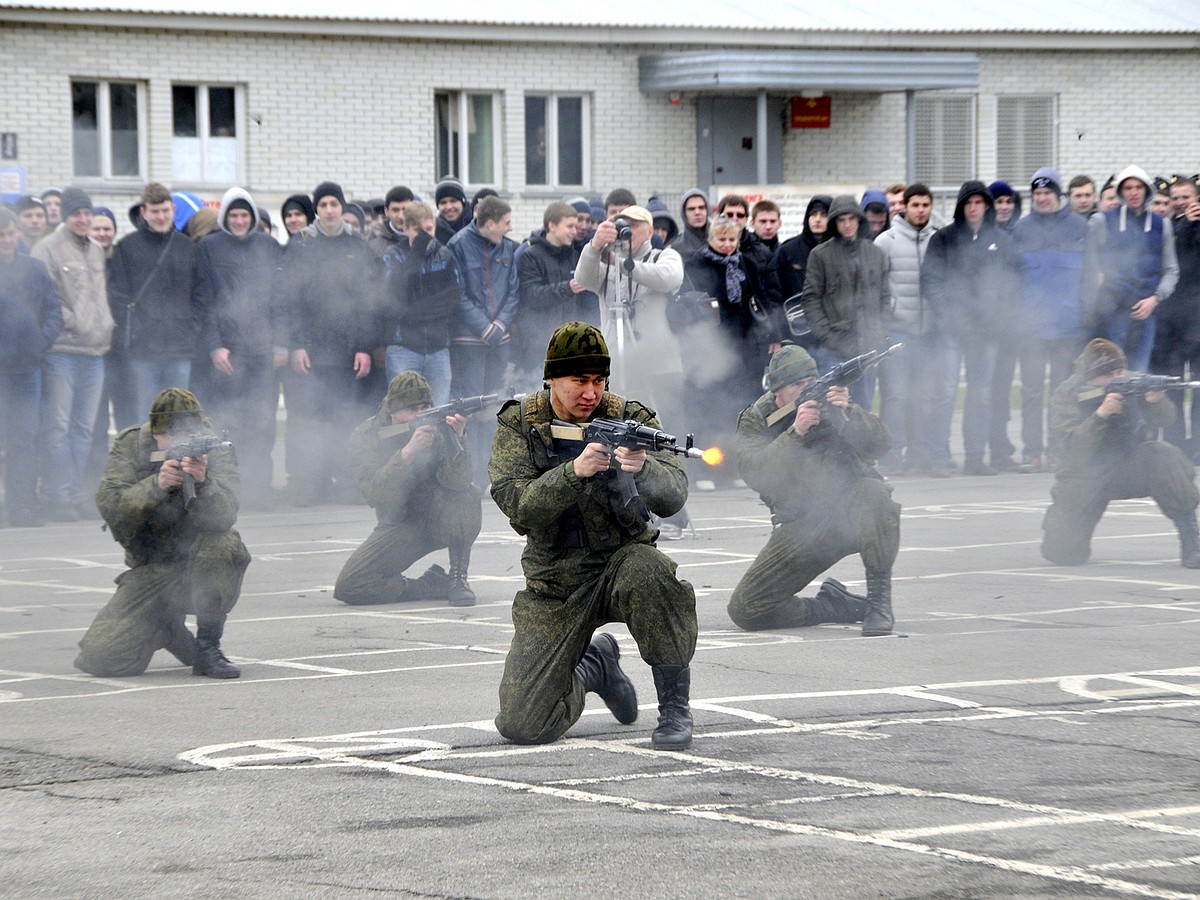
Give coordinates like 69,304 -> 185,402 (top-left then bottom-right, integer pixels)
75,388 -> 249,678
488,321 -> 698,749
334,371 -> 482,607
731,345 -> 900,636
1042,338 -> 1200,567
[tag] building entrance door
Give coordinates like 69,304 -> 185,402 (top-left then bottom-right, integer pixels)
697,96 -> 783,188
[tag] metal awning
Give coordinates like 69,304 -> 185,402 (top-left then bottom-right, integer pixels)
639,49 -> 980,93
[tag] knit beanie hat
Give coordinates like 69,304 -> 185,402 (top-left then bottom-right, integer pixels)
93,206 -> 116,227
1082,338 -> 1127,379
59,187 -> 93,219
988,180 -> 1016,199
543,322 -> 611,380
40,187 -> 62,203
471,187 -> 498,207
766,344 -> 818,391
385,371 -> 433,413
1031,167 -> 1063,195
281,194 -> 315,224
435,177 -> 467,205
225,197 -> 254,218
343,201 -> 366,230
565,196 -> 591,215
149,388 -> 205,434
313,181 -> 345,210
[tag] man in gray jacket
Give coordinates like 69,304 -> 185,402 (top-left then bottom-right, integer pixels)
800,194 -> 889,408
872,184 -> 939,475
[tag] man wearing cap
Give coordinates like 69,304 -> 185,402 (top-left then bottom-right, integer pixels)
489,321 -> 697,749
434,177 -> 469,245
273,180 -> 376,505
1006,167 -> 1092,473
31,187 -> 115,520
1042,338 -> 1200,568
14,195 -> 47,252
730,344 -> 898,636
75,387 -> 249,678
1086,165 -> 1179,375
335,371 -> 482,607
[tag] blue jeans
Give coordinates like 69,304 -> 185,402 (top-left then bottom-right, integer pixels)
450,341 -> 510,479
0,368 -> 42,516
127,358 -> 191,424
41,352 -> 105,506
1101,310 -> 1156,374
879,331 -> 943,469
386,346 -> 452,405
811,344 -> 876,411
961,336 -> 1000,460
928,332 -> 962,467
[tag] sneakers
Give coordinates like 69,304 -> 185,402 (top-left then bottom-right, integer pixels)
1017,456 -> 1042,474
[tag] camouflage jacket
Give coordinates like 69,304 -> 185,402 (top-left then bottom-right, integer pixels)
97,424 -> 240,568
736,391 -> 891,521
488,389 -> 688,597
346,398 -> 474,525
1049,369 -> 1176,479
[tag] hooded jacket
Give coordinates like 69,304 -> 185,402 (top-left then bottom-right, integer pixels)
516,230 -> 597,370
800,194 -> 889,358
448,220 -> 520,344
670,188 -> 710,260
922,180 -> 1020,340
197,187 -> 282,355
873,210 -> 934,337
31,223 -> 114,356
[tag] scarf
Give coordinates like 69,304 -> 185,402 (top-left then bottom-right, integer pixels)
701,245 -> 746,307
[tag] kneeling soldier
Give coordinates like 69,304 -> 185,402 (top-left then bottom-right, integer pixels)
489,322 -> 698,749
334,372 -> 483,606
730,345 -> 901,636
75,388 -> 249,678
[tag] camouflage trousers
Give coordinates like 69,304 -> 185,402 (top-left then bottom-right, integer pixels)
495,541 -> 697,745
1042,442 -> 1199,565
334,486 -> 482,605
75,531 -> 251,677
729,478 -> 900,631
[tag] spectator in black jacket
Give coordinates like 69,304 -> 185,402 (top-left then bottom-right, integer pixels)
107,183 -> 205,429
434,177 -> 470,246
764,195 -> 831,350
379,202 -> 461,405
195,187 -> 283,507
273,181 -> 376,505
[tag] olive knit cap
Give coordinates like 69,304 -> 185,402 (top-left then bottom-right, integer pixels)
386,371 -> 434,412
544,321 -> 611,379
149,388 -> 204,434
766,344 -> 818,391
1082,338 -> 1126,378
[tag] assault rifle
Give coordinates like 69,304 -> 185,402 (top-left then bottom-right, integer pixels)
551,417 -> 703,510
765,343 -> 902,428
1077,374 -> 1200,402
150,433 -> 232,510
377,393 -> 502,451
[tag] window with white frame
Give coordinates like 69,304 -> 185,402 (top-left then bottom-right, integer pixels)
996,95 -> 1056,185
172,84 -> 242,183
911,93 -> 976,189
72,80 -> 145,180
435,91 -> 501,187
524,94 -> 589,188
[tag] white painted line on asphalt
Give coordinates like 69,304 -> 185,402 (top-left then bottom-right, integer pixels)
876,804 -> 1200,841
1090,854 -> 1200,872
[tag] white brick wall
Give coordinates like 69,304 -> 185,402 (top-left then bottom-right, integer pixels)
2,23 -> 1197,239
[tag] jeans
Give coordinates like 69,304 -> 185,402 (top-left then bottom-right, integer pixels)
961,336 -> 1000,460
450,341 -> 510,479
878,331 -> 942,469
0,368 -> 42,516
1017,335 -> 1080,462
811,344 -> 875,411
1101,309 -> 1156,375
40,352 -> 105,506
127,358 -> 192,425
386,345 -> 452,405
201,351 -> 278,498
928,333 -> 962,467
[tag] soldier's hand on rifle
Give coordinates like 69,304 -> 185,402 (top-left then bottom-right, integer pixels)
825,385 -> 850,409
158,457 -> 185,491
400,425 -> 437,461
1097,391 -> 1125,418
614,446 -> 647,474
1145,390 -> 1166,404
573,442 -> 614,479
446,413 -> 468,437
180,454 -> 208,485
792,399 -> 822,436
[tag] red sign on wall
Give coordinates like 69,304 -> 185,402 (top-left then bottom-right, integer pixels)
790,96 -> 831,129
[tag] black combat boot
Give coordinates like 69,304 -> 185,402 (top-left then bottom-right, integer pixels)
163,619 -> 197,667
1173,513 -> 1200,569
574,633 -> 638,724
193,616 -> 241,679
651,665 -> 693,750
861,567 -> 894,637
447,544 -> 476,607
405,564 -> 451,601
812,578 -> 867,624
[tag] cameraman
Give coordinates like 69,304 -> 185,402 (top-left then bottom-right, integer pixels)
574,205 -> 684,428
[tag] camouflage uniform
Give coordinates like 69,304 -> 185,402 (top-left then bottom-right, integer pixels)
334,388 -> 482,606
75,413 -> 249,677
488,388 -> 697,744
1042,365 -> 1198,565
730,390 -> 898,631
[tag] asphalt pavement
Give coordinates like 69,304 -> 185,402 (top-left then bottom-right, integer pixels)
4,466 -> 1200,899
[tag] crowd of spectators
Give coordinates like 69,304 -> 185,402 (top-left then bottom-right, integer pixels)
1,166 -> 1197,526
